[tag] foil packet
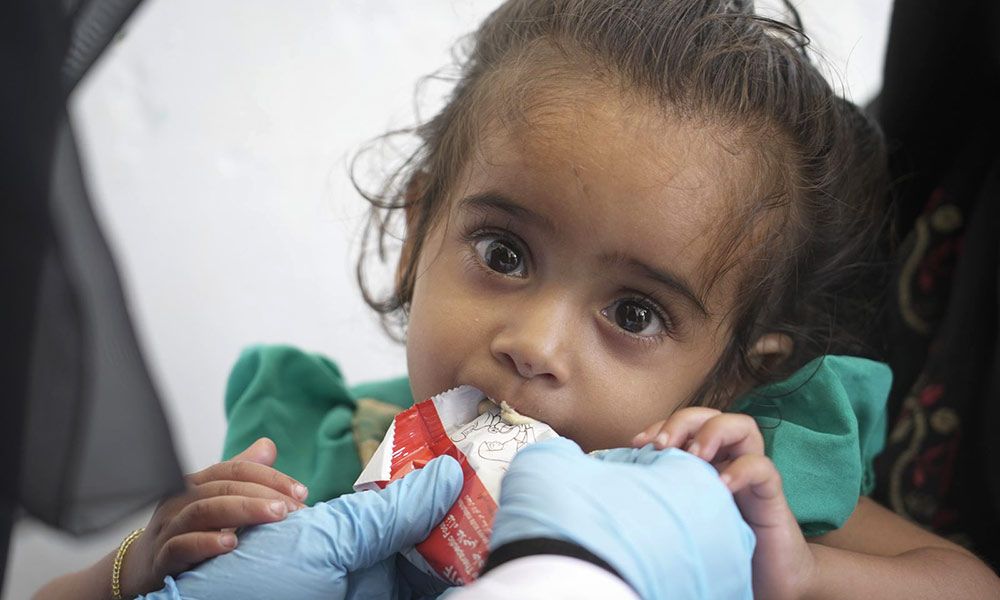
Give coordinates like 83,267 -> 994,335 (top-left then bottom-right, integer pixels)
353,385 -> 558,584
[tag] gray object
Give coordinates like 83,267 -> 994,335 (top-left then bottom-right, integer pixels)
3,0 -> 184,546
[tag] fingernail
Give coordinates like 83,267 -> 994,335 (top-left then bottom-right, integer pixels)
269,501 -> 287,516
293,484 -> 308,500
687,441 -> 700,457
655,432 -> 670,447
285,500 -> 299,512
220,533 -> 237,548
252,438 -> 273,458
720,473 -> 733,489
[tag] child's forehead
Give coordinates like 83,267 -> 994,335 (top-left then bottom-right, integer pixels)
463,86 -> 766,231
472,72 -> 767,205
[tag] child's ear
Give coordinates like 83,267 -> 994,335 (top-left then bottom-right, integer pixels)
748,332 -> 794,371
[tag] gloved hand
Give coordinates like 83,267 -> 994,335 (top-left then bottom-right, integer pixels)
140,454 -> 463,600
490,438 -> 756,600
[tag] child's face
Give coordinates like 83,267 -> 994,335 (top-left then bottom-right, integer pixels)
405,90 -> 757,451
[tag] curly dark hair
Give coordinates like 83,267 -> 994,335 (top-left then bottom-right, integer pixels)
355,0 -> 889,409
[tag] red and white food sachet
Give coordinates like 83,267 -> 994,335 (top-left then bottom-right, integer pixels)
353,385 -> 559,585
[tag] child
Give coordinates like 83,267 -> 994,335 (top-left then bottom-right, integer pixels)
39,0 -> 1000,597
221,1 -> 997,596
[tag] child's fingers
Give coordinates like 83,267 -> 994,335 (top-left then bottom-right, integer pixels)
720,454 -> 782,498
156,530 -> 240,576
191,480 -> 306,512
633,407 -> 722,450
719,455 -> 790,529
686,413 -> 764,463
229,437 -> 278,465
162,495 -> 290,540
187,460 -> 308,502
632,420 -> 667,447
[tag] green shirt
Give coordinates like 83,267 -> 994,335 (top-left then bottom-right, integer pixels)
222,346 -> 890,537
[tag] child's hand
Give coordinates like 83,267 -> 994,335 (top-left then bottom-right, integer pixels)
141,455 -> 465,600
633,408 -> 816,600
121,438 -> 309,598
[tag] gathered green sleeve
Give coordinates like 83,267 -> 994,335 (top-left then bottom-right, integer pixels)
222,345 -> 415,504
222,345 -> 362,503
732,355 -> 891,537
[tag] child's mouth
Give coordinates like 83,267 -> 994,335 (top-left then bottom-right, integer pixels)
481,394 -> 537,425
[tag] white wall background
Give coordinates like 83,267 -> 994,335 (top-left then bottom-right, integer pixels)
4,1 -> 892,597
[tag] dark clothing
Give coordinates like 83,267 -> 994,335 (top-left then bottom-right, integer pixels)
1,0 -> 183,585
872,0 -> 1000,570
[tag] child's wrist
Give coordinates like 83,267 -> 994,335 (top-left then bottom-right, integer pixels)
800,542 -> 834,600
111,527 -> 145,598
82,549 -> 119,600
102,527 -> 152,600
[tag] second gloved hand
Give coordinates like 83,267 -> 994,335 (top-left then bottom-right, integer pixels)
490,438 -> 755,600
140,454 -> 463,600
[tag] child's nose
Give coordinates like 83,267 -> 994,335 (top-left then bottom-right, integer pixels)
489,293 -> 573,383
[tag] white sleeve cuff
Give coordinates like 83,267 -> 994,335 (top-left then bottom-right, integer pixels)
444,555 -> 640,600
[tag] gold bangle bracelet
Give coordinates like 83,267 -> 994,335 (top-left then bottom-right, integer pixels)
111,527 -> 145,600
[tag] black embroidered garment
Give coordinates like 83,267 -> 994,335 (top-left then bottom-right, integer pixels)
871,0 -> 1000,570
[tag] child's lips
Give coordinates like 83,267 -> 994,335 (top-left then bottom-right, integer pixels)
479,392 -> 539,425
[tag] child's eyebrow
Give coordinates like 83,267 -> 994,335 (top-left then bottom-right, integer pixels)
457,191 -> 709,319
601,252 -> 709,319
457,192 -> 557,233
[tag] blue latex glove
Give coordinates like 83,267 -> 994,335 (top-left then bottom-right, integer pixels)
140,454 -> 463,600
491,438 -> 755,600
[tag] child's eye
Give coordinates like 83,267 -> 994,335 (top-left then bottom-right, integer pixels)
473,234 -> 528,277
602,298 -> 669,336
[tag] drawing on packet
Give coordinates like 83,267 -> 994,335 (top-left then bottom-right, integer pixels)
451,409 -> 538,465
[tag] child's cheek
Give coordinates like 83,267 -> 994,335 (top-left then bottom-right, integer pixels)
405,269 -> 483,402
